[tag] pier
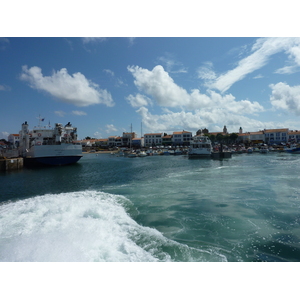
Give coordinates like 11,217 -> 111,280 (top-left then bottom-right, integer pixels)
0,158 -> 23,171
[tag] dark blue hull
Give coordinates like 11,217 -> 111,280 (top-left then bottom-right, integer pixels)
25,156 -> 82,166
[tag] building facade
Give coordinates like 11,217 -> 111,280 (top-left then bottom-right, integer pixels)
8,134 -> 20,148
264,129 -> 289,144
172,131 -> 192,146
288,130 -> 300,143
144,133 -> 163,147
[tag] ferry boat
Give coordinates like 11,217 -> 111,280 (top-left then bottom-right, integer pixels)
18,121 -> 82,166
188,135 -> 212,158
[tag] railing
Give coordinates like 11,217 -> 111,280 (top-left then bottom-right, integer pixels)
0,149 -> 19,158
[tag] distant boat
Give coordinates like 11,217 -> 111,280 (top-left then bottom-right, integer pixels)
128,151 -> 137,158
138,151 -> 147,157
285,144 -> 300,154
247,147 -> 253,153
188,135 -> 212,158
260,145 -> 269,153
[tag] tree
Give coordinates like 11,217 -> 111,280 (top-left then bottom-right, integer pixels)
207,134 -> 215,143
229,133 -> 238,144
216,133 -> 224,143
85,136 -> 91,140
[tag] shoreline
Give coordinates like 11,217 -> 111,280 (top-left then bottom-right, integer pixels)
82,150 -> 118,154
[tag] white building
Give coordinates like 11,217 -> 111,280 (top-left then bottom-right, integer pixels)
8,134 -> 20,148
288,130 -> 300,142
172,130 -> 192,145
264,128 -> 289,144
144,133 -> 163,147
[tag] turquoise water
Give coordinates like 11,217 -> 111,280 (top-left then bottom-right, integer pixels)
1,152 -> 300,261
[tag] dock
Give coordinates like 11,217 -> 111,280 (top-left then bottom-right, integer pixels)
0,158 -> 23,171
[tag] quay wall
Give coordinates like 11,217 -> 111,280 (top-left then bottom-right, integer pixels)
0,158 -> 23,171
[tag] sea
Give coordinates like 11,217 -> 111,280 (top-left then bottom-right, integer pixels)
1,151 -> 300,263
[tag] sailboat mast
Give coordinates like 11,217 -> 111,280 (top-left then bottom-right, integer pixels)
130,123 -> 132,150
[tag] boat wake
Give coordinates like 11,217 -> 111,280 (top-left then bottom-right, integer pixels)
0,191 -> 226,262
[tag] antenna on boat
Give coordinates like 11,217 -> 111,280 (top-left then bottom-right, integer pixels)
36,114 -> 45,128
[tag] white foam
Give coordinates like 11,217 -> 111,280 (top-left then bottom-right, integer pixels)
0,191 -> 171,262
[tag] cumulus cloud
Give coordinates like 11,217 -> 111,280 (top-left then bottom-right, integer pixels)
206,37 -> 300,93
270,82 -> 300,115
105,124 -> 118,133
126,93 -> 151,107
136,106 -> 267,134
72,110 -> 87,116
128,65 -> 194,107
20,66 -> 115,107
128,65 -> 263,114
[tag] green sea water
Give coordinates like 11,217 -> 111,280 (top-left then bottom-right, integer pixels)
1,152 -> 300,262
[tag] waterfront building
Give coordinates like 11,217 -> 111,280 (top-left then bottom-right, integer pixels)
122,132 -> 137,147
144,133 -> 163,147
162,134 -> 173,147
249,131 -> 265,144
94,139 -> 108,147
132,137 -> 144,148
108,136 -> 121,147
8,134 -> 20,148
288,130 -> 300,143
172,130 -> 192,146
264,128 -> 289,144
238,131 -> 265,144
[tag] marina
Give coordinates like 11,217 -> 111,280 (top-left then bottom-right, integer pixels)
1,151 -> 300,262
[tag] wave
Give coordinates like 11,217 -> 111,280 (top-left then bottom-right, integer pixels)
0,191 -> 226,262
0,191 -> 217,262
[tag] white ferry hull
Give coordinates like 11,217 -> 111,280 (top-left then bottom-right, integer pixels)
24,144 -> 82,166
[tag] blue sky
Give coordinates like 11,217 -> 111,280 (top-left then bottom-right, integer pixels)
1,5 -> 300,140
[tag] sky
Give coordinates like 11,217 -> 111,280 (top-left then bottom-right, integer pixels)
1,4 -> 300,141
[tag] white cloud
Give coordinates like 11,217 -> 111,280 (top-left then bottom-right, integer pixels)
207,37 -> 300,93
128,64 -> 263,114
128,65 -> 192,107
270,82 -> 300,115
82,37 -> 107,44
275,65 -> 298,74
136,106 -> 268,134
72,110 -> 87,116
0,84 -> 11,91
20,66 -> 115,107
126,94 -> 151,107
197,62 -> 216,80
104,69 -> 114,76
54,110 -> 66,117
1,131 -> 9,139
0,38 -> 9,51
127,37 -> 136,46
93,131 -> 103,139
105,124 -> 118,133
157,54 -> 187,73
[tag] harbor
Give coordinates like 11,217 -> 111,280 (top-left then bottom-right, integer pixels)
1,150 -> 300,262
